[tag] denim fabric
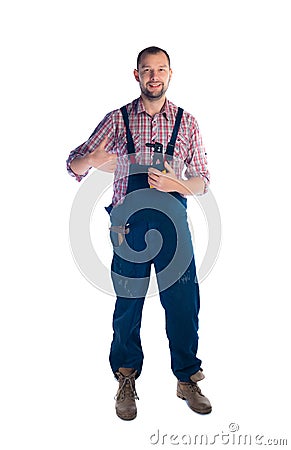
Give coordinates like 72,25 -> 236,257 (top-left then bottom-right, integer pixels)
109,202 -> 202,382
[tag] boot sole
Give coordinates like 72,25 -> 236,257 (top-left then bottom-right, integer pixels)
116,410 -> 137,421
177,392 -> 212,415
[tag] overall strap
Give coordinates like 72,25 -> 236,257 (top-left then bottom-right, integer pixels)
121,104 -> 183,161
165,107 -> 184,160
120,106 -> 136,161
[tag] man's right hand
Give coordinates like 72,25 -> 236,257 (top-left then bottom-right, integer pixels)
70,135 -> 117,176
88,136 -> 117,173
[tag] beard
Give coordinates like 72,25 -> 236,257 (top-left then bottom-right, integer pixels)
140,82 -> 168,100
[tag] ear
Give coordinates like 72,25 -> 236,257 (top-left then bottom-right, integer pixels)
133,69 -> 140,82
169,68 -> 173,81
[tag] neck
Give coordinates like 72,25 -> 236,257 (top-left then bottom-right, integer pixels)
140,94 -> 166,117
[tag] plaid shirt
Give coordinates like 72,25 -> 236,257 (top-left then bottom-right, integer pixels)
66,97 -> 210,205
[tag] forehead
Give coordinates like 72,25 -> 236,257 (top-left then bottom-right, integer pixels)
139,52 -> 169,68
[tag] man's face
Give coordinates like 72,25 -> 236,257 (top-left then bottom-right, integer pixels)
134,52 -> 172,100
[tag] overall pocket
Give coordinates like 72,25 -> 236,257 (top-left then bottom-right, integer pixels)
109,225 -> 130,248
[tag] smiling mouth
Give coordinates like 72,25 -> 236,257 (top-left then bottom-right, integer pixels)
148,83 -> 162,88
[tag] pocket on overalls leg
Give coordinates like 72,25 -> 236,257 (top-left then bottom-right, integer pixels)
109,225 -> 130,248
110,223 -> 151,299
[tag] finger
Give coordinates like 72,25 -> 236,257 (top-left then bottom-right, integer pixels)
99,160 -> 117,172
164,161 -> 175,173
148,172 -> 159,182
148,167 -> 162,175
106,153 -> 117,162
148,176 -> 156,187
107,166 -> 116,173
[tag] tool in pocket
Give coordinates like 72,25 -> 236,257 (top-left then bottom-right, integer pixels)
109,225 -> 130,246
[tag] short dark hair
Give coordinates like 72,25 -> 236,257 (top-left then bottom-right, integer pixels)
137,46 -> 171,69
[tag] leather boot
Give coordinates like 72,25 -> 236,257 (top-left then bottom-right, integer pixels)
177,371 -> 212,414
115,369 -> 139,420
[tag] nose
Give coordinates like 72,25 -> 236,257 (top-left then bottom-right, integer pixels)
150,69 -> 159,80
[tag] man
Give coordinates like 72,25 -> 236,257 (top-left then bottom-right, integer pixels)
67,46 -> 211,420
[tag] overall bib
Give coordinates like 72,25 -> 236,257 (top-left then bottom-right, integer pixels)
108,106 -> 202,382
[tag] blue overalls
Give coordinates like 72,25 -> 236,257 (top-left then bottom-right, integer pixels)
108,106 -> 202,382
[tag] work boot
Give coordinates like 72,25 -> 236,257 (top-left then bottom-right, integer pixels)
177,370 -> 212,414
115,368 -> 139,420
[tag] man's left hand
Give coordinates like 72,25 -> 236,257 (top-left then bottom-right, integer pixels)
148,161 -> 181,192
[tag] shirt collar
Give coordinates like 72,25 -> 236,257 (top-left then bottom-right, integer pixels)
135,97 -> 170,120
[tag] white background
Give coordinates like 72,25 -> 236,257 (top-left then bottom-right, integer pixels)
1,0 -> 290,448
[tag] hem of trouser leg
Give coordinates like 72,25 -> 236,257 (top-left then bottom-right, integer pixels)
113,369 -> 140,380
177,367 -> 203,382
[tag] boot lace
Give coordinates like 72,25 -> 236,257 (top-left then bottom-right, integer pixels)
115,373 -> 139,401
188,382 -> 203,396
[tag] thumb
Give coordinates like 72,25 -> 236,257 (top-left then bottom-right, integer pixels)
164,161 -> 175,174
96,135 -> 109,152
